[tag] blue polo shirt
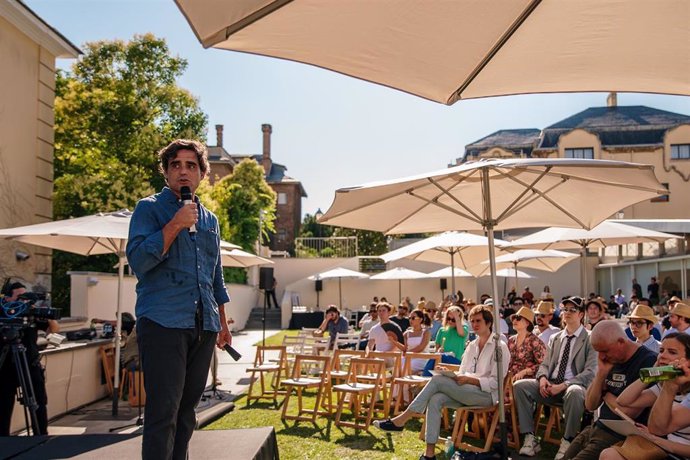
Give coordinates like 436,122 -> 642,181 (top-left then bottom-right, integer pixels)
126,187 -> 230,332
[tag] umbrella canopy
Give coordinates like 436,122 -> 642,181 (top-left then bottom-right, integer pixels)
220,249 -> 273,268
176,0 -> 690,105
307,267 -> 369,309
425,266 -> 474,279
474,249 -> 576,288
508,220 -> 680,295
0,210 -> 132,416
484,268 -> 534,279
370,267 -> 429,305
319,157 -> 664,446
380,231 -> 509,295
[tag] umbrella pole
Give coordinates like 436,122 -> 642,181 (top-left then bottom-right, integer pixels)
399,279 -> 402,305
482,170 -> 508,459
450,251 -> 457,296
339,277 -> 343,309
514,261 -> 519,292
112,251 -> 125,417
580,246 -> 587,297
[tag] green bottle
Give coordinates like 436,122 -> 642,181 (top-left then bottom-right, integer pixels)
639,365 -> 683,384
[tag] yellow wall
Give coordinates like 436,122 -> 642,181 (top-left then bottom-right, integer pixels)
0,15 -> 57,287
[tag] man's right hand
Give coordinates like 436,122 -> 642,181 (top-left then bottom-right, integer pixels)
173,203 -> 198,230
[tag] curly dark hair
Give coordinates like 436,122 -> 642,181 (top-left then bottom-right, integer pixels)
157,139 -> 210,179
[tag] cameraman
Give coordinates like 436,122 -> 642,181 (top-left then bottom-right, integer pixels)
0,282 -> 58,436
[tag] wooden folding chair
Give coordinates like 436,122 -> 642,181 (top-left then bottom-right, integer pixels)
281,354 -> 332,423
392,352 -> 440,414
246,345 -> 289,406
534,402 -> 563,445
333,331 -> 362,351
99,344 -> 127,399
449,373 -> 519,453
332,357 -> 386,430
365,350 -> 402,417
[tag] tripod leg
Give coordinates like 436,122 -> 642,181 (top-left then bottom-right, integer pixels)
11,344 -> 40,435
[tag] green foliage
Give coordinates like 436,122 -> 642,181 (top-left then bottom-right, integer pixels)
299,213 -> 333,238
332,227 -> 388,256
197,159 -> 276,252
51,34 -> 207,310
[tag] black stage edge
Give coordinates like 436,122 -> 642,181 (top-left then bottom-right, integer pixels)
0,427 -> 279,459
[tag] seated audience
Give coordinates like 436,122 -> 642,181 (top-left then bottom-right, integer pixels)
600,332 -> 690,460
585,297 -> 607,330
400,309 -> 431,373
515,296 -> 597,459
663,302 -> 690,337
313,305 -> 349,349
627,304 -> 661,353
534,300 -> 561,346
391,303 -> 411,332
373,305 -> 509,460
358,303 -> 379,349
367,302 -> 402,352
422,306 -> 468,376
508,306 -> 546,381
560,320 -> 657,460
424,301 -> 442,341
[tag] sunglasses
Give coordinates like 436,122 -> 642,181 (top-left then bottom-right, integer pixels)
563,307 -> 580,314
628,320 -> 648,328
511,315 -> 524,322
447,317 -> 456,322
536,314 -> 548,318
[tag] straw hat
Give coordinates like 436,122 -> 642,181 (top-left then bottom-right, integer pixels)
669,295 -> 682,304
585,297 -> 606,311
511,306 -> 535,325
671,302 -> 690,319
424,300 -> 437,311
612,435 -> 666,460
534,300 -> 555,315
629,304 -> 657,324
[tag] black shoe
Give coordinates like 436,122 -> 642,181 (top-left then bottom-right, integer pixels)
373,418 -> 403,432
419,455 -> 436,460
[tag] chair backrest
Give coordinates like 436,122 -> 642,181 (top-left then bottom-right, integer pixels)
346,357 -> 387,388
252,345 -> 287,367
282,335 -> 306,355
99,344 -> 115,394
400,352 -> 440,376
332,349 -> 367,372
334,331 -> 362,350
368,350 -> 403,381
289,354 -> 332,380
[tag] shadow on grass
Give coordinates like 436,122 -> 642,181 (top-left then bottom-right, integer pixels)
278,420 -> 332,441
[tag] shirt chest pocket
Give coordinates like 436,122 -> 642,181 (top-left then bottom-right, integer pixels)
197,228 -> 219,262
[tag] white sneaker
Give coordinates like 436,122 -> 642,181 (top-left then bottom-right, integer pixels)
519,433 -> 541,457
554,439 -> 571,460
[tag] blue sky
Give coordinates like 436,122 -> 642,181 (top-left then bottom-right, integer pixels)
28,0 -> 690,218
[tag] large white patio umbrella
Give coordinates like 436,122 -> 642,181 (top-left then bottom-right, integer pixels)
176,0 -> 690,105
475,249 -> 577,290
307,267 -> 369,309
0,210 -> 132,416
370,267 -> 429,305
508,220 -> 680,296
319,157 -> 665,448
488,268 -> 534,279
220,248 -> 273,268
380,231 -> 509,297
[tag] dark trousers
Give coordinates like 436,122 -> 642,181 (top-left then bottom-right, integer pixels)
265,289 -> 279,309
0,350 -> 48,436
137,317 -> 217,460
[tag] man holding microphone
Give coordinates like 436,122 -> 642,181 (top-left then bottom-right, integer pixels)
127,139 -> 231,460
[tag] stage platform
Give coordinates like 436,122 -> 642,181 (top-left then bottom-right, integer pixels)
0,427 -> 279,459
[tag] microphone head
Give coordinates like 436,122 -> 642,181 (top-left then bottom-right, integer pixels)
180,186 -> 192,201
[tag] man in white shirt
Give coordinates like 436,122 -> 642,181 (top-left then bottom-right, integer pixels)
367,302 -> 401,352
534,300 -> 561,346
514,296 -> 598,460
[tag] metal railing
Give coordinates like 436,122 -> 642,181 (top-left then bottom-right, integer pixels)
294,236 -> 358,258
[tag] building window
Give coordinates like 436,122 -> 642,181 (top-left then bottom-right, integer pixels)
671,144 -> 690,160
277,192 -> 288,205
651,182 -> 670,203
564,147 -> 594,159
277,229 -> 287,242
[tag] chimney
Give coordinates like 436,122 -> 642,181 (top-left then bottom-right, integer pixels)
262,124 -> 272,176
215,124 -> 224,147
606,92 -> 617,107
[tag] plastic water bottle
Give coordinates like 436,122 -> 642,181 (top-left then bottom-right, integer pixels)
445,437 -> 455,457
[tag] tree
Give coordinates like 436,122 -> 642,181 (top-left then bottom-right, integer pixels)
196,159 -> 276,283
331,227 -> 388,256
51,34 -> 208,311
299,213 -> 333,238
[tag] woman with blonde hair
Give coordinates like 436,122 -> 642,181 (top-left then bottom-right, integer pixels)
423,306 -> 468,375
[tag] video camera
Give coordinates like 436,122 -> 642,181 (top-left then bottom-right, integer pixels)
0,292 -> 61,324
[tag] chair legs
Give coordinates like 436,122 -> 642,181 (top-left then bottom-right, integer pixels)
535,404 -> 563,445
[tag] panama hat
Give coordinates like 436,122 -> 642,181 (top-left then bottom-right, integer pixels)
671,302 -> 690,319
628,304 -> 657,324
669,295 -> 682,304
534,300 -> 555,315
511,306 -> 535,325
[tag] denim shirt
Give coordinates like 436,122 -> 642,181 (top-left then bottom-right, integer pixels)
126,187 -> 230,332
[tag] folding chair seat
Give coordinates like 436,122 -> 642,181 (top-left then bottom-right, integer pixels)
392,352 -> 440,415
534,402 -> 563,445
246,345 -> 289,406
281,354 -> 332,423
448,373 -> 519,453
332,357 -> 386,430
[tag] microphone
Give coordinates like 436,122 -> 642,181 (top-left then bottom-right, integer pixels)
223,344 -> 242,361
180,185 -> 196,234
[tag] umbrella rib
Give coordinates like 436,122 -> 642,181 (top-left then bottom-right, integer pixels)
407,189 -> 483,226
428,176 -> 484,222
492,167 -> 553,223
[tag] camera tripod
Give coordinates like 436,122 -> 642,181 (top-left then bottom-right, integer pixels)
0,326 -> 41,436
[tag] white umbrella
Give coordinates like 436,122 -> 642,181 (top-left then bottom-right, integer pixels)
484,268 -> 534,279
220,248 -> 273,268
0,210 -> 132,416
319,157 -> 665,448
508,220 -> 680,296
307,267 -> 369,309
380,231 -> 509,296
176,1 -> 690,105
425,266 -> 474,279
370,267 -> 429,305
475,249 -> 577,290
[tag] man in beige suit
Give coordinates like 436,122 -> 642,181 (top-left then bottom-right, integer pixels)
514,296 -> 598,460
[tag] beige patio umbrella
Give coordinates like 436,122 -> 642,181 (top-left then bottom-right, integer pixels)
176,0 -> 690,105
0,210 -> 132,417
508,220 -> 681,296
474,248 -> 577,290
319,157 -> 665,448
220,248 -> 273,268
370,266 -> 429,305
307,267 -> 369,309
380,231 -> 509,296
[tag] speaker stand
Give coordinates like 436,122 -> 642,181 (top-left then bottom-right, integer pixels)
262,288 -> 268,346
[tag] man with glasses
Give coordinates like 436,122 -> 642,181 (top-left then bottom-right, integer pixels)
534,300 -> 560,346
390,303 -> 410,332
627,304 -> 660,353
358,302 -> 379,350
515,296 -> 597,460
